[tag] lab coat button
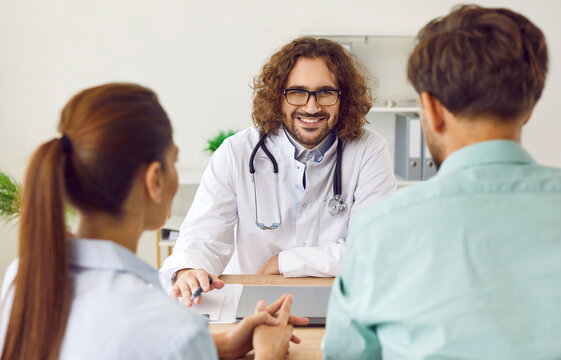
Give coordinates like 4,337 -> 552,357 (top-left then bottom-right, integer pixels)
302,203 -> 307,208
300,242 -> 306,247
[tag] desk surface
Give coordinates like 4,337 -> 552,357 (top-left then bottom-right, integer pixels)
210,275 -> 334,360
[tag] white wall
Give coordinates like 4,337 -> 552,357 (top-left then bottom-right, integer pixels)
1,0 -> 560,280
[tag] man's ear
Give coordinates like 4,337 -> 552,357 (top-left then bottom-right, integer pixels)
522,110 -> 532,126
144,161 -> 164,204
420,91 -> 446,134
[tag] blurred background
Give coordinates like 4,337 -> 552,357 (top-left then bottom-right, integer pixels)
1,0 -> 560,278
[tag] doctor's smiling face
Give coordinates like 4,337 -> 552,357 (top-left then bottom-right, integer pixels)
281,57 -> 340,148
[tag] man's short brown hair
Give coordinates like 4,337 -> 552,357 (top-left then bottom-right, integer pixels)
407,5 -> 548,120
252,37 -> 373,140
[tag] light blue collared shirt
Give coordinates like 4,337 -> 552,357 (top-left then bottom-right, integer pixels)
284,129 -> 336,164
1,239 -> 217,360
322,140 -> 561,359
284,130 -> 337,188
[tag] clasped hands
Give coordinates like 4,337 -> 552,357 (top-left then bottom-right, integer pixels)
172,268 -> 308,360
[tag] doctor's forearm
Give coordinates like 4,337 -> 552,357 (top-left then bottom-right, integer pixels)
278,242 -> 345,277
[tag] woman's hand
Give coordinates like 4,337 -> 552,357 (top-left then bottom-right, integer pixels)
213,294 -> 308,359
253,294 -> 299,360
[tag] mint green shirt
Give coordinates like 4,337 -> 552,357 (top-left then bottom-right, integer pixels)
322,140 -> 561,359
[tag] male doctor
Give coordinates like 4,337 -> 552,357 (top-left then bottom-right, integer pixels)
160,37 -> 397,304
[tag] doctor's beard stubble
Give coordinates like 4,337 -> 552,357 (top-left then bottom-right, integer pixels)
282,110 -> 338,148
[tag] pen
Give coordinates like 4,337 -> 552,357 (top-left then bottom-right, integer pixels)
190,276 -> 213,302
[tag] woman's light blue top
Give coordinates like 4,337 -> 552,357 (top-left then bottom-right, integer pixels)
1,238 -> 217,360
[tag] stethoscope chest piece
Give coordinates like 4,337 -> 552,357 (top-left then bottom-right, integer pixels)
328,195 -> 346,216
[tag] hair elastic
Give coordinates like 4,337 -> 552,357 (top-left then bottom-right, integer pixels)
57,133 -> 73,154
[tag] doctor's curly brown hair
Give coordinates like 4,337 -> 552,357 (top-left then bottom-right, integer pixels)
252,37 -> 374,140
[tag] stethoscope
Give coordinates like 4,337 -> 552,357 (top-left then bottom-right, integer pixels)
249,133 -> 346,231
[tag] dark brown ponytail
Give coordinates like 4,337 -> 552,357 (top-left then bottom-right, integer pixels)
1,138 -> 70,360
1,83 -> 172,359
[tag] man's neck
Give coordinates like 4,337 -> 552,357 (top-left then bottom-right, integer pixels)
443,115 -> 524,159
283,129 -> 336,159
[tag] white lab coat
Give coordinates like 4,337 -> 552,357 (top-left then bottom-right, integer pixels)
160,127 -> 396,287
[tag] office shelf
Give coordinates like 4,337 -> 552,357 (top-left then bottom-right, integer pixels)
369,107 -> 419,113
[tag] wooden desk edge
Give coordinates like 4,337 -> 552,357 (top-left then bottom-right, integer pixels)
218,274 -> 334,286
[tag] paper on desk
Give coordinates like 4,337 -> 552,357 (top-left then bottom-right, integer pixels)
212,284 -> 243,324
178,284 -> 243,323
190,292 -> 226,321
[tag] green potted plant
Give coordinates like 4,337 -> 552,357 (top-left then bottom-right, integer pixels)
0,171 -> 21,222
204,130 -> 237,154
0,171 -> 76,225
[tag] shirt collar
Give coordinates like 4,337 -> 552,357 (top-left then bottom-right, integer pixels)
283,129 -> 336,163
68,238 -> 161,288
438,140 -> 536,176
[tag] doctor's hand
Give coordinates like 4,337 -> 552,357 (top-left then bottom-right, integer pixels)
212,294 -> 308,359
256,254 -> 280,275
170,268 -> 224,307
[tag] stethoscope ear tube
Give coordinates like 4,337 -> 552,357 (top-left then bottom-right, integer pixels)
333,139 -> 343,197
328,139 -> 346,216
251,133 -> 282,230
249,133 -> 268,174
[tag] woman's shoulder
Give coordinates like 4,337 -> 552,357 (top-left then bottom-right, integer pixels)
1,259 -> 19,300
64,268 -> 215,358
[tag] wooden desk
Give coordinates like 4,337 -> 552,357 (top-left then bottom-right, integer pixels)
210,275 -> 334,360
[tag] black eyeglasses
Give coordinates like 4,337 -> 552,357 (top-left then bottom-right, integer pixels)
282,88 -> 342,106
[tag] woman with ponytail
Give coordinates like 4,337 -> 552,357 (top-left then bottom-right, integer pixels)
0,83 -> 306,360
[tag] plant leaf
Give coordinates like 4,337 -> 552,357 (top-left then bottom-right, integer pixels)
204,130 -> 237,153
0,171 -> 22,222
